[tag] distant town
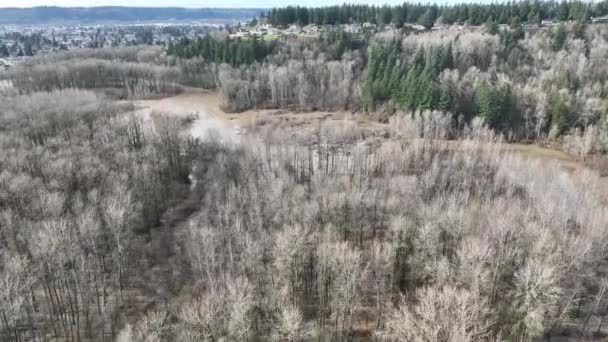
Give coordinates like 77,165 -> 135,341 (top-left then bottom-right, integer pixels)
0,23 -> 219,69
2,13 -> 608,71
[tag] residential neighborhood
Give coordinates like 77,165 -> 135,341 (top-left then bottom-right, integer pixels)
1,13 -> 607,71
0,22 -> 221,67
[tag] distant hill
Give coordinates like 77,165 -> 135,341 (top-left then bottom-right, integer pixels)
0,6 -> 265,24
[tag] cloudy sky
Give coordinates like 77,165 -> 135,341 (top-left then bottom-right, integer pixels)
1,0 -> 406,7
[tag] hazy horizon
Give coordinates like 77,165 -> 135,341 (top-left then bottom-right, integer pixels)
0,0 -> 407,8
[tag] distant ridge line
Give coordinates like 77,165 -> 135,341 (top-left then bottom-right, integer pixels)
0,6 -> 267,25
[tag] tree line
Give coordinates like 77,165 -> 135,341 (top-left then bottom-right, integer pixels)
216,35 -> 363,112
264,1 -> 606,28
167,35 -> 276,66
3,58 -> 181,98
166,31 -> 353,66
362,39 -> 518,131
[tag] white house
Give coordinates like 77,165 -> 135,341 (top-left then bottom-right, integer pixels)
411,24 -> 426,31
303,24 -> 319,34
342,24 -> 360,33
541,20 -> 556,26
285,25 -> 301,34
592,16 -> 608,23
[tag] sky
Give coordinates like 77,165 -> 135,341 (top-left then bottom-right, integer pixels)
0,0 -> 405,8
